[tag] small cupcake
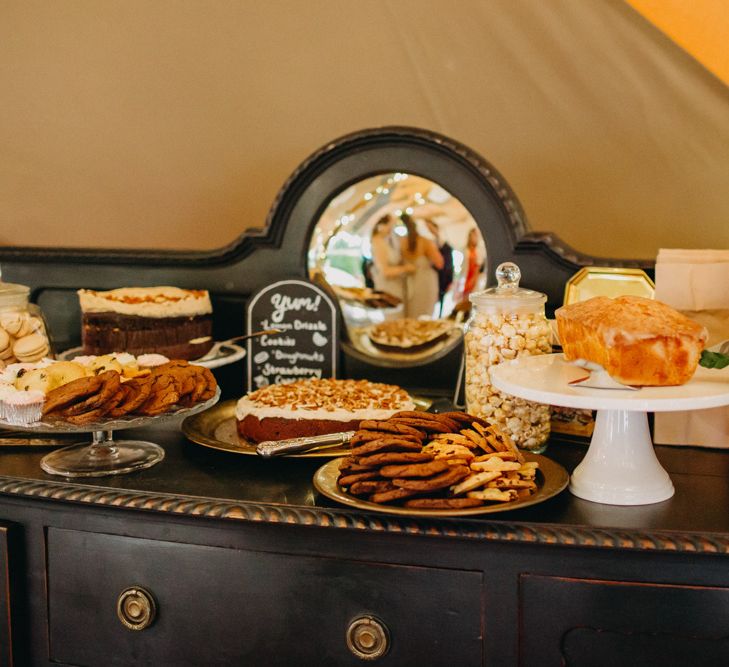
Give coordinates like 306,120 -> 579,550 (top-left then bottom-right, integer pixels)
0,385 -> 44,425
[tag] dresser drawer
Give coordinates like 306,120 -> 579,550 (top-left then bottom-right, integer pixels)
520,574 -> 729,666
47,528 -> 483,666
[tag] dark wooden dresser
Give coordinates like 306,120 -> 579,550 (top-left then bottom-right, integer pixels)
0,127 -> 721,666
0,423 -> 727,666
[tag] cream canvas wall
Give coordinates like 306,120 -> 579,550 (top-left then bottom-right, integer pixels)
1,0 -> 728,260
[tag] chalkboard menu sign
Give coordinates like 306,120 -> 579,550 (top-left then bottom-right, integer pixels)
246,279 -> 339,392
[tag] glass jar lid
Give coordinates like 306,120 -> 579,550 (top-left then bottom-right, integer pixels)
0,281 -> 30,310
469,262 -> 546,310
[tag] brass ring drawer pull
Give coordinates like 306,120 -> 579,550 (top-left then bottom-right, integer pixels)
346,615 -> 390,660
117,586 -> 156,631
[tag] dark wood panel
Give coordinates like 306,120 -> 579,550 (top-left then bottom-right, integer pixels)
47,527 -> 483,666
0,522 -> 16,667
520,574 -> 729,666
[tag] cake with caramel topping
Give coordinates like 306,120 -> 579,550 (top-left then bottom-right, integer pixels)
236,378 -> 416,443
556,295 -> 707,386
79,287 -> 213,361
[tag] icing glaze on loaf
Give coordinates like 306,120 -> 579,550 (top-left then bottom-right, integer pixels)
555,295 -> 707,386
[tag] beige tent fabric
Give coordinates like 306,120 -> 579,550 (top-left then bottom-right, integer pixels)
1,0 -> 727,258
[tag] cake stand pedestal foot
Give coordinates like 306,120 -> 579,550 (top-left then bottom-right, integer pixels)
40,430 -> 165,478
569,409 -> 674,506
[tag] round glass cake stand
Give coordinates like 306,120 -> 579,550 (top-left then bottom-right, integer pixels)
1,389 -> 220,478
490,354 -> 729,506
39,431 -> 165,478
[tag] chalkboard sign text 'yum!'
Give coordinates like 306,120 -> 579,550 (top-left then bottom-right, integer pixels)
246,280 -> 339,392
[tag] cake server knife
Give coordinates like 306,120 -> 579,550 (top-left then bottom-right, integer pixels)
195,329 -> 283,362
567,360 -> 639,391
256,431 -> 356,458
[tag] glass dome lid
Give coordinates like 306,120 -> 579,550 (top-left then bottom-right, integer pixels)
469,262 -> 546,310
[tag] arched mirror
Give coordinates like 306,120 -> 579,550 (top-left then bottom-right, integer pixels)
307,173 -> 486,363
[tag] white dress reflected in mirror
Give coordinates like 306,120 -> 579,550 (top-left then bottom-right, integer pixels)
400,217 -> 444,319
405,254 -> 440,318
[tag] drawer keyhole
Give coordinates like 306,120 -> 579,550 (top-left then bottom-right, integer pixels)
117,586 -> 156,631
346,615 -> 390,660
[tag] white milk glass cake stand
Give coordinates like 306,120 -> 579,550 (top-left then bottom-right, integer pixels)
490,354 -> 729,506
0,389 -> 219,478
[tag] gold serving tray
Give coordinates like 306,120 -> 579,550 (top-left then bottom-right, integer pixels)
563,267 -> 655,306
313,453 -> 569,517
183,396 -> 433,458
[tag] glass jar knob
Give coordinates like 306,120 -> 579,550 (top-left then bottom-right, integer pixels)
495,262 -> 521,290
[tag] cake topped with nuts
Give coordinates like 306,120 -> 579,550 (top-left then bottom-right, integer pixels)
368,318 -> 454,351
236,378 -> 415,443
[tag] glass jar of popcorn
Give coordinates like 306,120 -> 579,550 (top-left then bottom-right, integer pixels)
0,282 -> 52,368
464,262 -> 552,453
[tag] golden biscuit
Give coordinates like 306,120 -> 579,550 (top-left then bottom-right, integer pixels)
379,460 -> 450,479
42,374 -> 104,416
392,465 -> 470,491
350,438 -> 423,457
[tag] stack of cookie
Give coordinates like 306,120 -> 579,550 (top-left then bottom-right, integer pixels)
337,410 -> 539,509
41,360 -> 217,425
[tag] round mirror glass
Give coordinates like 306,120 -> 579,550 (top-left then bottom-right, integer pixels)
307,173 -> 487,362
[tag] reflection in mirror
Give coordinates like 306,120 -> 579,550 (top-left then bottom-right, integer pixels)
308,173 -> 486,361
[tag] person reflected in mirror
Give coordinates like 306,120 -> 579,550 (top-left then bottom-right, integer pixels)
461,227 -> 483,302
400,213 -> 444,318
370,214 -> 414,304
425,219 -> 454,317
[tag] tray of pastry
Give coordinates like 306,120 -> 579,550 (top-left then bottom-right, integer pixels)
0,358 -> 219,432
313,410 -> 569,517
313,453 -> 569,517
0,390 -> 220,434
313,411 -> 569,516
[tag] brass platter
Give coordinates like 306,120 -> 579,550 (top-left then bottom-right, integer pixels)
313,453 -> 569,517
182,396 -> 433,458
563,267 -> 655,306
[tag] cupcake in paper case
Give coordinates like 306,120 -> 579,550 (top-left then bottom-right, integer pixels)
0,384 -> 44,425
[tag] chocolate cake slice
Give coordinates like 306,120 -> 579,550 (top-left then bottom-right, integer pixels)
78,287 -> 214,361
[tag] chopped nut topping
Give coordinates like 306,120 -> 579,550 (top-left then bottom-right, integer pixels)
246,378 -> 411,412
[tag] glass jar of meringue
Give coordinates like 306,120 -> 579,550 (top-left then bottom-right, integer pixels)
0,282 -> 52,368
464,262 -> 552,453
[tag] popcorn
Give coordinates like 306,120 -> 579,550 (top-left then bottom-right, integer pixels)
464,310 -> 552,451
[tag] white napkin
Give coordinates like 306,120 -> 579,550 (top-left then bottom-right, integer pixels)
654,249 -> 729,448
